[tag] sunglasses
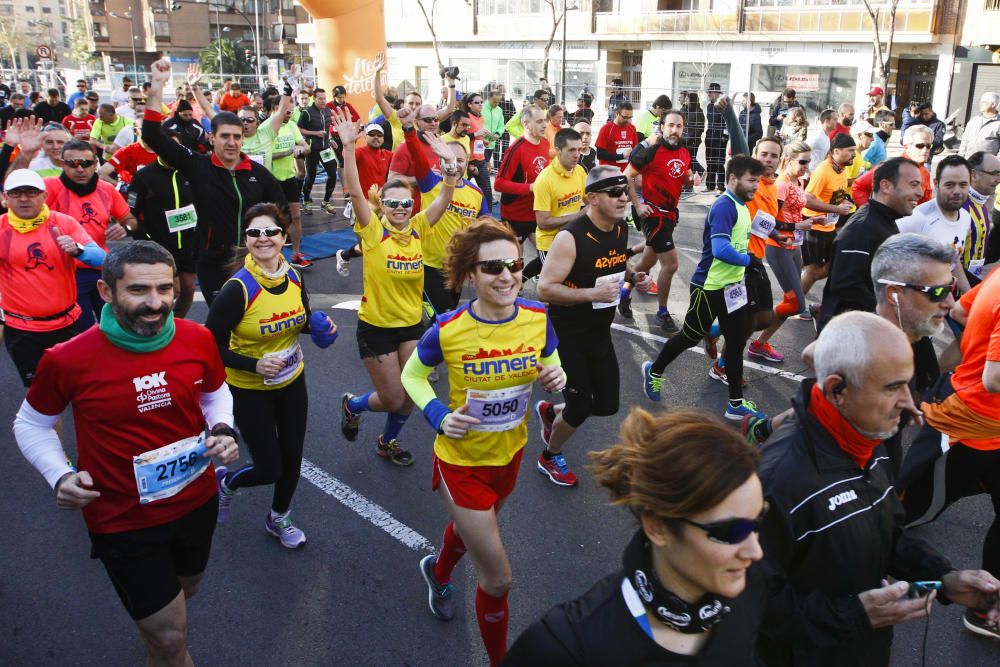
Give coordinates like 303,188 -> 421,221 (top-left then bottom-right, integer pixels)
245,226 -> 283,238
681,504 -> 769,545
477,258 -> 524,275
595,186 -> 629,198
367,132 -> 384,137
796,158 -> 810,166
418,117 -> 439,123
877,278 -> 956,302
976,168 -> 1000,177
240,117 -> 258,124
64,159 -> 96,169
382,198 -> 413,209
912,143 -> 931,149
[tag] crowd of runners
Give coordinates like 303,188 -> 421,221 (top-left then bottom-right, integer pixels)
5,59 -> 1000,665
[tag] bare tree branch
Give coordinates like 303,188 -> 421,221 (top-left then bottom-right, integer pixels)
863,0 -> 900,93
416,0 -> 444,73
541,0 -> 564,84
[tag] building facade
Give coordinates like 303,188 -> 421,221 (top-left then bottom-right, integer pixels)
0,0 -> 75,72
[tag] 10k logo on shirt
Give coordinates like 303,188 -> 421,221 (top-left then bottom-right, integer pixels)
133,372 -> 172,413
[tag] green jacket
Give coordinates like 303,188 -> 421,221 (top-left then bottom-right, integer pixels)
636,108 -> 660,140
483,101 -> 506,148
505,113 -> 524,140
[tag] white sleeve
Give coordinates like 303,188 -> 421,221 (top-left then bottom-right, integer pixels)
13,399 -> 74,489
199,384 -> 234,429
895,213 -> 922,234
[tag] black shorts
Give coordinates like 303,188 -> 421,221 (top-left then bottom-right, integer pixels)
506,220 -> 536,242
356,319 -> 425,359
4,319 -> 86,387
280,177 -> 300,205
89,497 -> 217,621
641,214 -> 677,253
555,329 -> 620,429
746,262 -> 773,312
169,246 -> 196,275
802,229 -> 836,267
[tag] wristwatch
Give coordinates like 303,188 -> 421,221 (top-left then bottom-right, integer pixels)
73,242 -> 85,257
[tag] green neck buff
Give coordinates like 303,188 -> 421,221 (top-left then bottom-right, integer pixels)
99,303 -> 176,353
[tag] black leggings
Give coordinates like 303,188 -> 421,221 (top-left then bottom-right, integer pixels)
424,265 -> 459,317
196,260 -> 230,306
557,330 -> 620,428
469,158 -> 493,209
226,373 -> 308,514
301,148 -> 338,204
651,284 -> 750,400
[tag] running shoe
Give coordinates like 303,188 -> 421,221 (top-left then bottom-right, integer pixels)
536,451 -> 578,486
709,361 -> 748,388
335,249 -> 350,277
637,281 -> 658,295
963,608 -> 1000,640
302,200 -> 313,215
377,435 -> 414,466
617,292 -> 633,319
264,512 -> 307,549
535,400 -> 554,446
704,334 -> 719,360
642,361 -> 663,401
321,201 -> 337,215
343,201 -> 353,220
341,393 -> 360,441
748,340 -> 785,363
724,399 -> 767,422
215,466 -> 234,525
741,415 -> 770,448
290,252 -> 313,269
655,310 -> 679,334
419,554 -> 456,621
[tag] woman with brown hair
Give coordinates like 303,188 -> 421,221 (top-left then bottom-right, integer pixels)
504,408 -> 769,665
401,219 -> 565,666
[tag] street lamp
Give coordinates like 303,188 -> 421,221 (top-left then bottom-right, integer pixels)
108,8 -> 138,79
559,1 -> 580,106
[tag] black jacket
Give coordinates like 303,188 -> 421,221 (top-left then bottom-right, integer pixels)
141,112 -> 287,264
33,100 -> 71,125
819,199 -> 902,327
504,566 -> 769,666
757,381 -> 953,667
127,160 -> 196,254
683,104 -> 705,143
738,103 -> 764,149
705,102 -> 727,142
769,100 -> 803,130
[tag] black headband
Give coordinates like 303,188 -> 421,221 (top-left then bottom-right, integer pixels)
585,174 -> 628,193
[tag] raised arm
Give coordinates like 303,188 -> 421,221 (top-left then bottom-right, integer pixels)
436,72 -> 458,121
373,57 -> 396,119
332,107 -> 372,228
143,59 -> 197,176
186,64 -> 215,121
6,116 -> 44,173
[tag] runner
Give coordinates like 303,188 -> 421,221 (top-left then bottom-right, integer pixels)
0,169 -> 104,386
297,87 -> 334,216
335,122 -> 393,278
642,155 -> 768,421
62,97 -> 96,140
98,136 -> 156,191
400,219 -> 565,666
535,166 -> 649,486
333,109 -> 457,466
530,127 -> 586,284
44,139 -> 137,329
206,203 -> 338,548
963,151 -> 1000,285
13,241 -> 240,665
505,408 -> 767,664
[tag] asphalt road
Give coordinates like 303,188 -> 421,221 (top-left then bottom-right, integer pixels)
1,192 -> 997,666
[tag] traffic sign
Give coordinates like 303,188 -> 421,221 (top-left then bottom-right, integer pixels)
35,45 -> 51,60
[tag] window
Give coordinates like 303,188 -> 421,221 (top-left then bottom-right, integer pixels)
93,22 -> 109,39
25,4 -> 35,11
42,6 -> 51,13
154,20 -> 169,38
282,0 -> 294,10
749,64 -> 858,116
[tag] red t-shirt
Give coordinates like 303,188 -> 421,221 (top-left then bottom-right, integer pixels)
44,177 -> 130,254
495,136 -> 550,223
851,162 -> 932,208
828,123 -> 852,142
26,320 -> 227,533
326,101 -> 360,123
355,144 -> 392,198
595,121 -> 638,167
218,92 -> 252,113
388,136 -> 440,211
0,211 -> 91,331
629,144 -> 690,212
62,114 -> 96,140
108,142 -> 156,185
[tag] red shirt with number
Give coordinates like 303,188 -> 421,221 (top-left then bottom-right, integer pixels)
44,177 -> 130,258
26,320 -> 227,533
62,113 -> 96,140
107,142 -> 157,185
595,121 -> 638,168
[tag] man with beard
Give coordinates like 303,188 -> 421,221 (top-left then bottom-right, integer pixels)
962,151 -> 1000,284
13,241 -> 240,665
387,103 -> 444,212
642,155 -> 768,422
44,140 -> 137,328
621,110 -> 700,329
897,155 -> 973,296
756,310 -> 1000,666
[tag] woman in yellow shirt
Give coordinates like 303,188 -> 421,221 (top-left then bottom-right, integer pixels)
332,108 -> 458,465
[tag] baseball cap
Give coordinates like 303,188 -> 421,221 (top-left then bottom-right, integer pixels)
364,123 -> 384,135
4,169 -> 46,192
868,86 -> 884,96
851,120 -> 875,137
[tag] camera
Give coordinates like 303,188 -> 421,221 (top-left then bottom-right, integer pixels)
439,66 -> 460,80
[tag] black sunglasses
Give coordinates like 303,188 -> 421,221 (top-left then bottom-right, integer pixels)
912,143 -> 931,149
240,117 -> 258,124
382,198 -> 413,209
64,159 -> 96,169
477,258 -> 524,275
681,503 -> 769,545
245,226 -> 283,238
595,186 -> 629,198
418,116 -> 440,123
796,158 -> 810,166
877,278 -> 956,302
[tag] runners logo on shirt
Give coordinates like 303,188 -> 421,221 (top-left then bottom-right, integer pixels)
557,191 -> 582,210
25,242 -> 54,271
385,253 -> 422,273
259,306 -> 306,335
461,344 -> 538,379
133,371 -> 172,413
827,489 -> 858,511
446,199 -> 479,218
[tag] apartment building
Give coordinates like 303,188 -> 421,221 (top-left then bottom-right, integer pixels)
0,0 -> 75,71
951,0 -> 1000,127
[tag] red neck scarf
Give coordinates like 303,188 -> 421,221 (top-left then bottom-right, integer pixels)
806,383 -> 880,469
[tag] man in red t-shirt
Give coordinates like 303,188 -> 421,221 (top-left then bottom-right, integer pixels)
828,103 -> 855,142
495,104 -> 550,251
13,241 -> 239,664
595,102 -> 638,168
0,169 -> 105,386
388,104 -> 443,211
217,83 -> 251,113
98,139 -> 156,188
62,98 -> 96,140
334,122 -> 393,276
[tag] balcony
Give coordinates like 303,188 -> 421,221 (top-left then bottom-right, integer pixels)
596,10 -> 738,34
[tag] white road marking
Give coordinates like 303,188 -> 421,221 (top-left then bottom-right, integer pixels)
300,458 -> 435,553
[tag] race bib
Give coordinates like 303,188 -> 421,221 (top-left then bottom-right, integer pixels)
724,281 -> 748,314
826,212 -> 841,226
249,153 -> 266,166
593,271 -> 626,309
969,258 -> 986,279
319,148 -> 336,164
133,434 -> 210,504
473,139 -> 485,155
465,384 -> 532,432
262,342 -> 303,386
165,204 -> 198,233
750,211 -> 776,239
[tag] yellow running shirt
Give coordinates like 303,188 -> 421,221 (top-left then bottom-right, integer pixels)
533,160 -> 587,251
418,171 -> 488,269
356,211 -> 431,328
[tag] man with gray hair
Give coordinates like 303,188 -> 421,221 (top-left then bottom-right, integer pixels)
757,310 -> 1000,665
960,92 -> 1000,158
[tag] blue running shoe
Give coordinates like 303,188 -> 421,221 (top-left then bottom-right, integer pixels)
724,399 -> 767,422
642,361 -> 663,401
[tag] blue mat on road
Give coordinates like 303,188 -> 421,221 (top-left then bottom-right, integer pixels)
282,228 -> 357,262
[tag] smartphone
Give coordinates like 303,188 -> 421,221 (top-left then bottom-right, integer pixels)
908,580 -> 943,598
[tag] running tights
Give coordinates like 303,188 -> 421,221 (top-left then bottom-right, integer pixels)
651,284 -> 750,400
765,245 -> 805,318
226,374 -> 308,514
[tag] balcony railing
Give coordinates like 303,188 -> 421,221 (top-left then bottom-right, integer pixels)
596,10 -> 738,34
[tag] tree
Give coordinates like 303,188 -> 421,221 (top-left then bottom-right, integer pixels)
0,18 -> 31,71
199,39 -> 253,77
68,17 -> 98,69
863,0 -> 900,94
415,0 -> 443,73
541,0 -> 565,83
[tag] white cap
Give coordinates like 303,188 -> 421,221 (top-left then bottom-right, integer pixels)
851,120 -> 875,137
4,169 -> 46,192
364,123 -> 385,135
